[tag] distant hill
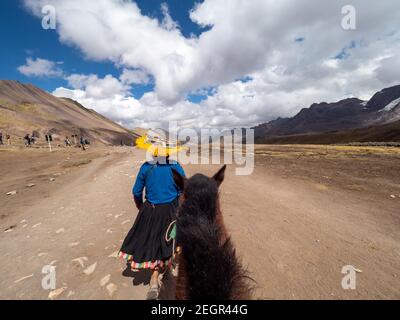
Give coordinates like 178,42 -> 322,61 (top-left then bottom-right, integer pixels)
255,120 -> 400,144
0,80 -> 142,145
253,84 -> 400,144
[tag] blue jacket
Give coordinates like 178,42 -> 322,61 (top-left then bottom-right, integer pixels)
133,160 -> 185,205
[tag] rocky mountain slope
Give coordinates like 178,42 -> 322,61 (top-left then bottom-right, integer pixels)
253,84 -> 400,143
0,80 -> 141,145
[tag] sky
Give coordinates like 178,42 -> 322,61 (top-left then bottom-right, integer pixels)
1,0 -> 400,130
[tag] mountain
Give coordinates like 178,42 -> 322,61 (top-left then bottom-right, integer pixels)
0,80 -> 141,145
253,84 -> 400,143
255,120 -> 400,144
365,85 -> 400,111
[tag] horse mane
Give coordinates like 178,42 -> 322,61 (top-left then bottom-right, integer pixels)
176,173 -> 253,300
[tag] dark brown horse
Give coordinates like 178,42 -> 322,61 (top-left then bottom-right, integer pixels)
172,165 -> 253,300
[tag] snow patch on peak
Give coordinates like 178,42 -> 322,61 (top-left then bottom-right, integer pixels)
378,97 -> 400,113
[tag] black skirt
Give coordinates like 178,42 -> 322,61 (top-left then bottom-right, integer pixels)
118,199 -> 178,269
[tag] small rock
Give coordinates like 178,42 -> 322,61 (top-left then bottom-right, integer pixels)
390,195 -> 396,199
69,242 -> 80,247
106,283 -> 118,297
100,274 -> 111,287
354,268 -> 363,273
14,274 -> 34,283
49,178 -> 56,182
26,184 -> 35,188
6,190 -> 17,196
48,287 -> 67,300
108,251 -> 119,258
83,262 -> 97,275
4,225 -> 16,233
38,252 -> 48,257
121,220 -> 130,225
20,219 -> 27,224
67,290 -> 75,298
114,214 -> 123,219
32,223 -> 42,228
56,228 -> 65,234
72,257 -> 88,268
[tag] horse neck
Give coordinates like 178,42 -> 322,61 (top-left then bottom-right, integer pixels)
215,198 -> 228,244
176,194 -> 250,300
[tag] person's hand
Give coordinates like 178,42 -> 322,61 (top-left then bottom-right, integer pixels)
133,196 -> 143,210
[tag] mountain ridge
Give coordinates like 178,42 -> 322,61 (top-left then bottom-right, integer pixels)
0,80 -> 141,145
253,84 -> 400,143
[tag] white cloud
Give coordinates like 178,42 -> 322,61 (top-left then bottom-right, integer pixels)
18,57 -> 63,77
119,69 -> 151,85
65,73 -> 129,98
160,2 -> 179,31
24,0 -> 400,129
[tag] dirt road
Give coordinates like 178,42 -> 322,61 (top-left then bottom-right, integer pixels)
0,145 -> 399,299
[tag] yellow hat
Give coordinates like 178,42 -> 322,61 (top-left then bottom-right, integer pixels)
135,135 -> 182,157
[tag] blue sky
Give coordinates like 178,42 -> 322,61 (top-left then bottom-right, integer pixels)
1,0 -> 399,129
0,0 -> 205,100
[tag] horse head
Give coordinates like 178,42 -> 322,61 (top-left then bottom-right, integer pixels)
172,165 -> 226,223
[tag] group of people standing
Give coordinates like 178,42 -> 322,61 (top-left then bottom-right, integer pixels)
24,133 -> 36,146
0,131 -> 90,149
0,132 -> 11,145
64,135 -> 89,150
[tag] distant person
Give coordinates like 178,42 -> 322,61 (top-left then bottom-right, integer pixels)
80,136 -> 86,150
6,134 -> 11,145
0,132 -> 3,145
24,134 -> 31,147
65,136 -> 71,147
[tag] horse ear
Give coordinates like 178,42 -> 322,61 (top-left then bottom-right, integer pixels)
172,168 -> 186,191
212,165 -> 226,187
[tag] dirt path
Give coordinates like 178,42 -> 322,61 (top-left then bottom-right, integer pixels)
0,147 -> 149,299
0,146 -> 399,299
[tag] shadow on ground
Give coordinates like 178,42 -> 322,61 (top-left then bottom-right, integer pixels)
121,264 -> 176,300
122,264 -> 151,286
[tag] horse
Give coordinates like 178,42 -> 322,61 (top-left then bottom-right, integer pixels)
172,165 -> 254,300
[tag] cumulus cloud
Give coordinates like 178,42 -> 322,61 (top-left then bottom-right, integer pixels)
160,2 -> 179,31
18,57 -> 63,77
119,69 -> 151,86
24,0 -> 400,129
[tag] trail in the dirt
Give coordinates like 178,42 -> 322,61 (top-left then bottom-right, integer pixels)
0,146 -> 399,299
0,148 -> 150,299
